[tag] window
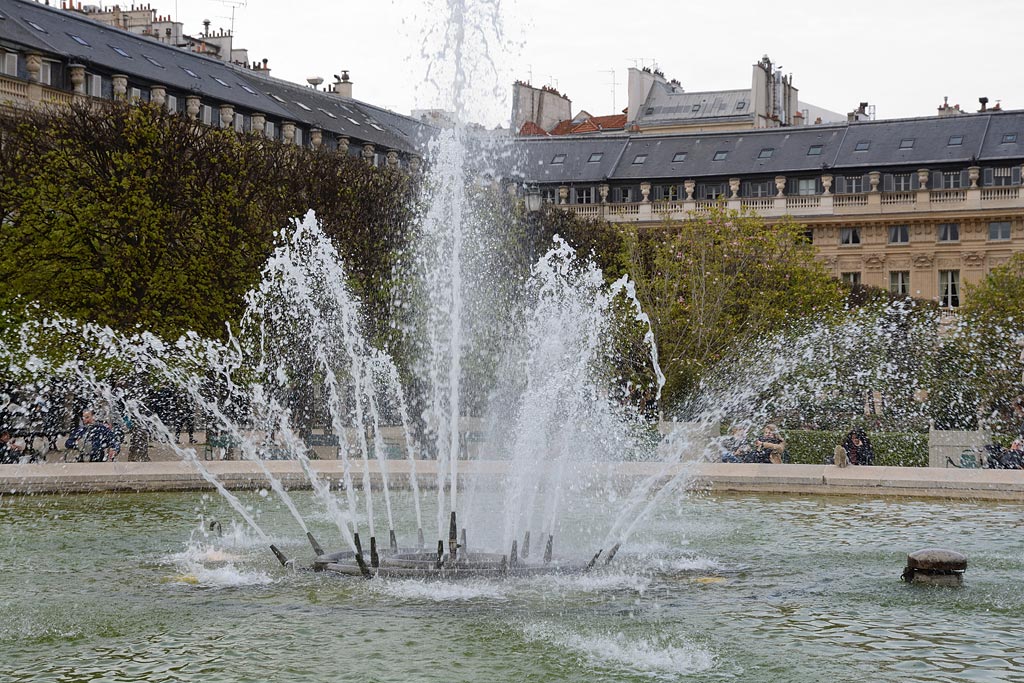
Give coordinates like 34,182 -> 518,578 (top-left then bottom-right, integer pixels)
948,135 -> 964,146
894,173 -> 913,192
854,141 -> 870,152
550,154 -> 566,165
1002,133 -> 1018,144
68,34 -> 91,47
213,77 -> 231,88
369,122 -> 385,131
736,101 -> 746,111
239,83 -> 258,95
587,152 -> 603,163
1,52 -> 16,77
143,55 -> 163,68
700,183 -> 726,200
691,103 -> 701,112
264,120 -> 276,138
797,178 -> 817,196
841,272 -> 862,286
542,188 -> 557,204
846,176 -> 864,194
713,150 -> 729,161
201,105 -> 213,126
235,114 -> 245,133
318,108 -> 337,119
294,128 -> 304,146
165,94 -> 177,113
888,225 -> 909,244
632,154 -> 647,165
990,167 -> 1015,186
890,271 -> 910,296
613,187 -> 633,203
743,179 -> 773,197
672,151 -> 687,163
840,228 -> 861,245
899,138 -> 915,149
989,221 -> 1011,241
25,20 -> 46,33
129,87 -> 142,101
758,148 -> 774,159
87,74 -> 102,97
39,61 -> 51,86
939,270 -> 960,308
658,185 -> 679,202
942,171 -> 962,189
345,116 -> 362,126
807,144 -> 823,156
181,67 -> 199,79
574,187 -> 594,204
938,222 -> 959,242
110,45 -> 131,58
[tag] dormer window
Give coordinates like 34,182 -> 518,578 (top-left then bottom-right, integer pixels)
672,151 -> 687,163
181,67 -> 199,79
110,45 -> 130,58
1002,133 -> 1018,143
758,148 -> 774,159
948,135 -> 964,146
550,154 -> 566,165
143,55 -> 163,68
587,152 -> 603,163
807,144 -> 823,156
899,138 -> 915,149
854,141 -> 870,151
69,34 -> 90,47
239,83 -> 258,95
691,103 -> 701,112
632,154 -> 647,165
213,77 -> 231,88
736,101 -> 747,111
713,150 -> 728,161
26,20 -> 46,33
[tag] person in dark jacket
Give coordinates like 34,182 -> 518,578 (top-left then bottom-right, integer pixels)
65,409 -> 119,462
842,428 -> 875,466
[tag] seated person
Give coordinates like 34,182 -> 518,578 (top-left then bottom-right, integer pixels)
751,424 -> 787,464
841,428 -> 875,466
65,409 -> 119,462
718,425 -> 751,463
0,431 -> 25,464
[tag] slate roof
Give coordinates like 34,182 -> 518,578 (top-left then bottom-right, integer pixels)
0,0 -> 432,153
511,110 -> 1024,184
633,83 -> 752,128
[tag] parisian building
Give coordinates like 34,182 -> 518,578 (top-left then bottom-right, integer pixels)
0,0 -> 430,168
510,61 -> 1023,308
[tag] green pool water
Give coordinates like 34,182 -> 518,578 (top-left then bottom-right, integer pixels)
1,489 -> 1021,682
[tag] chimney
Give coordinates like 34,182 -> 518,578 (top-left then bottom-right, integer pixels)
978,96 -> 988,112
202,19 -> 210,37
252,58 -> 270,76
333,70 -> 353,98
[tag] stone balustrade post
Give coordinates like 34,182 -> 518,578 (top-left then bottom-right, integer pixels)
821,174 -> 833,195
219,104 -> 234,129
250,113 -> 266,136
185,95 -> 201,120
111,74 -> 128,100
869,170 -> 881,192
774,175 -> 786,197
149,85 -> 166,108
916,168 -> 930,190
599,184 -> 609,203
25,53 -> 43,103
684,179 -> 695,201
310,128 -> 322,149
967,166 -> 980,189
728,177 -> 740,199
282,121 -> 296,144
558,186 -> 568,205
68,64 -> 87,98
640,181 -> 651,203
362,143 -> 375,164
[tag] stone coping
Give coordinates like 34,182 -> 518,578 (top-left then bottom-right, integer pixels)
2,460 -> 1024,501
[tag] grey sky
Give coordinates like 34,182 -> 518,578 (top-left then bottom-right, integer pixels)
172,0 -> 1021,128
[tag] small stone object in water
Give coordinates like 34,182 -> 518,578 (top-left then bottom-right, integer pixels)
902,548 -> 967,586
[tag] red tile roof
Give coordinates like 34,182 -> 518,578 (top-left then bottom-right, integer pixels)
518,121 -> 550,136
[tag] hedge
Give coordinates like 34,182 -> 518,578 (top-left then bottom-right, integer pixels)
784,430 -> 928,467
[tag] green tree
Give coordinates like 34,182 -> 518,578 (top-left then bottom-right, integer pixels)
621,205 -> 844,409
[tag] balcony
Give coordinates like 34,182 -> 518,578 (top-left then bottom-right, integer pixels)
554,184 -> 1024,223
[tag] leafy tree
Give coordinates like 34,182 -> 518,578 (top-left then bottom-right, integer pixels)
621,205 -> 844,409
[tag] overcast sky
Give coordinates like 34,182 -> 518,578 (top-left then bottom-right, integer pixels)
168,0 -> 1021,128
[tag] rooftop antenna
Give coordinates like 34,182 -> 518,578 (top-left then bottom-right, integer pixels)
214,0 -> 246,35
601,69 -> 617,112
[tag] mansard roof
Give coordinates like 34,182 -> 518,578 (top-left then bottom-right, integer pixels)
513,110 -> 1024,183
0,0 -> 431,153
635,83 -> 752,127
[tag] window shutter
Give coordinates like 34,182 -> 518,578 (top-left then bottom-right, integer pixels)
983,168 -> 994,186
1013,167 -> 1022,185
835,176 -> 847,194
882,174 -> 893,192
960,169 -> 970,188
612,187 -> 621,203
931,171 -> 942,189
911,173 -> 920,190
652,185 -> 664,201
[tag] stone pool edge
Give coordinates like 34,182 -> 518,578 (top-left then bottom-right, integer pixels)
2,461 -> 1024,501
